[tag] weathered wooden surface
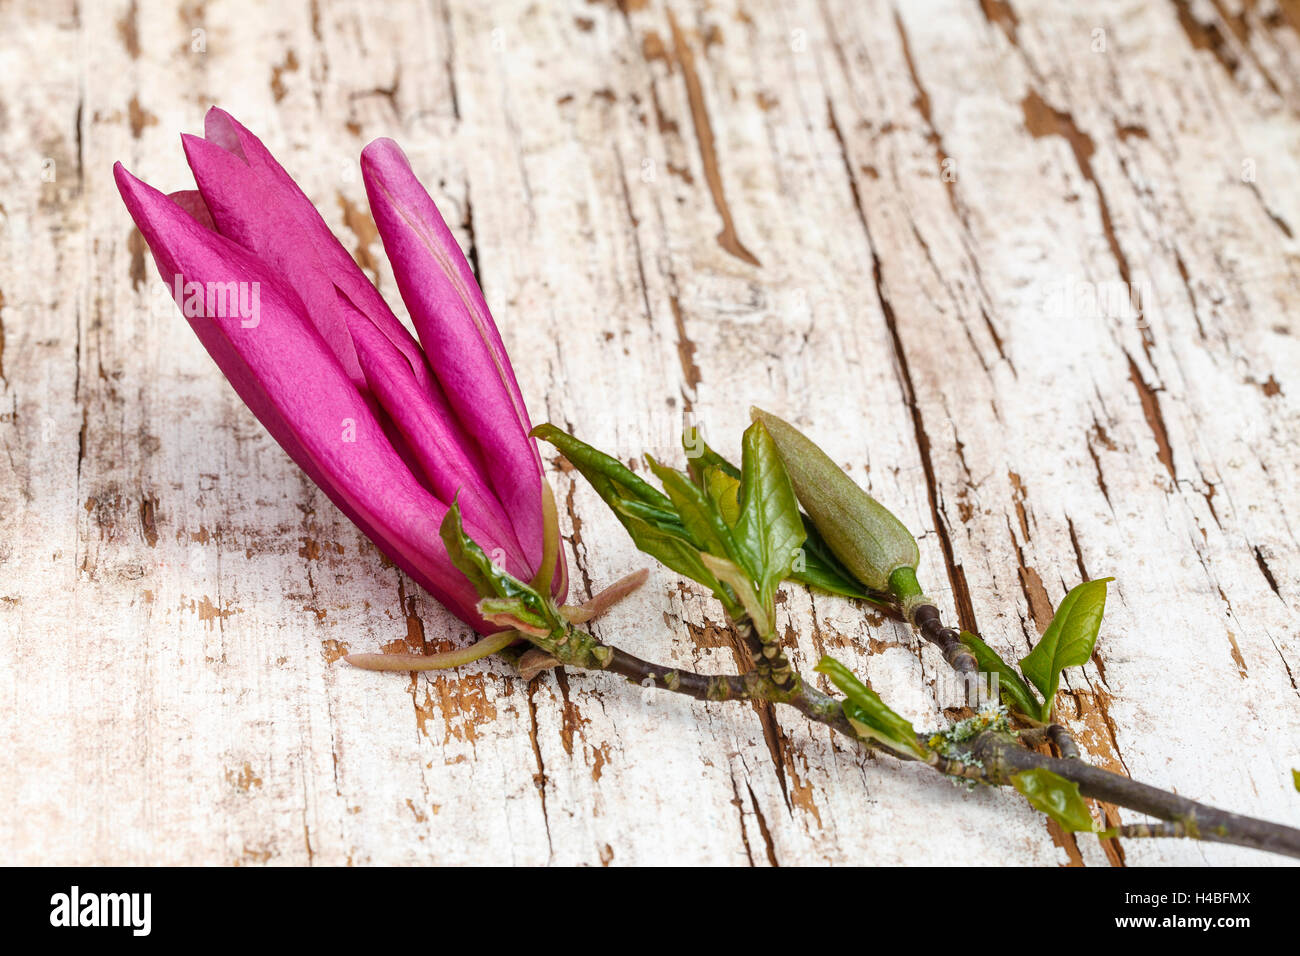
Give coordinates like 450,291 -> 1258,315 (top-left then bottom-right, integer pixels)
2,0 -> 1298,866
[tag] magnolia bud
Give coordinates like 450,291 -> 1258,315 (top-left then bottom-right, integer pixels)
750,408 -> 920,594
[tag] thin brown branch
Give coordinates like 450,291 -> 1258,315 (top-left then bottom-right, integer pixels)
973,737 -> 1300,858
911,603 -> 978,673
1047,723 -> 1080,759
583,641 -> 1300,860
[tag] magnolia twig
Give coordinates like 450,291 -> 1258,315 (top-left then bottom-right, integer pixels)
1047,723 -> 1080,759
347,574 -> 1300,858
978,738 -> 1300,858
910,602 -> 1086,760
910,604 -> 978,674
578,639 -> 1300,860
1099,821 -> 1190,840
595,582 -> 1295,855
602,646 -> 857,738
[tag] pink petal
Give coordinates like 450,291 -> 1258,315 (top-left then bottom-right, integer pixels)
116,161 -> 505,632
338,289 -> 528,574
360,138 -> 553,586
187,110 -> 441,410
167,189 -> 215,230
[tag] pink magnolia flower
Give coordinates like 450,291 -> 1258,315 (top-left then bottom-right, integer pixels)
114,108 -> 566,633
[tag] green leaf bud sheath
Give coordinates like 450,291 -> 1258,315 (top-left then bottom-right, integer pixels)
752,408 -> 977,675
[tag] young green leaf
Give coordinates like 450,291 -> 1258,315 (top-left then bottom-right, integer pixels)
1292,769 -> 1299,793
704,466 -> 741,527
440,501 -> 562,633
1019,578 -> 1114,722
733,420 -> 806,608
609,498 -> 684,529
532,424 -> 671,511
683,433 -> 742,485
815,655 -> 928,759
477,597 -> 551,637
533,425 -> 721,592
958,631 -> 1042,719
646,456 -> 747,568
700,553 -> 770,637
675,431 -> 887,606
1011,768 -> 1096,833
609,501 -> 733,612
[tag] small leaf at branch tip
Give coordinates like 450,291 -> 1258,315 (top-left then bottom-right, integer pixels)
733,418 -> 805,613
1019,577 -> 1114,722
700,552 -> 771,637
478,602 -> 550,638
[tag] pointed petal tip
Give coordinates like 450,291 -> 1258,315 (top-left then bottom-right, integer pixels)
203,106 -> 248,160
178,131 -> 206,164
203,104 -> 236,128
112,162 -> 156,208
181,129 -> 242,173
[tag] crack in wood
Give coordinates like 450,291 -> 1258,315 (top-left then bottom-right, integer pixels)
666,10 -> 760,267
1125,352 -> 1177,482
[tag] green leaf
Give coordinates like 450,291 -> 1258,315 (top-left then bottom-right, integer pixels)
477,597 -> 551,637
608,498 -> 684,529
1019,578 -> 1114,722
532,424 -> 672,511
673,432 -> 885,606
684,433 -> 742,484
440,500 -> 562,632
704,466 -> 741,527
959,631 -> 1042,719
815,655 -> 928,759
1011,768 -> 1096,833
533,425 -> 728,598
610,501 -> 733,610
733,420 -> 806,609
1292,769 -> 1299,793
537,421 -> 857,623
700,554 -> 770,637
646,455 -> 746,567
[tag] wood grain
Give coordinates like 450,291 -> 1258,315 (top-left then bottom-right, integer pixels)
1,0 -> 1297,865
